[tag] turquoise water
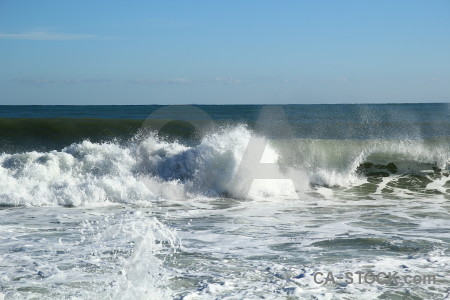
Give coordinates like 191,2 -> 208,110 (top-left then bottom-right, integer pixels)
0,104 -> 449,299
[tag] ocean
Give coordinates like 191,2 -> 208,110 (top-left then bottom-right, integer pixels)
0,104 -> 449,299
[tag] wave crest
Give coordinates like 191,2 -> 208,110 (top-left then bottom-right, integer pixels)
1,125 -> 449,206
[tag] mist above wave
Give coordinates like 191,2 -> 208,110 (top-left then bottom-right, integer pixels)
0,124 -> 449,206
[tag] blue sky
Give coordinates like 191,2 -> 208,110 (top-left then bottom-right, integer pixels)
0,0 -> 449,104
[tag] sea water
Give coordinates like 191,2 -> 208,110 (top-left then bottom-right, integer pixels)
0,104 -> 449,299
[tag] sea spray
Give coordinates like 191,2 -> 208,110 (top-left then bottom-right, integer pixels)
0,208 -> 178,299
1,125 -> 450,206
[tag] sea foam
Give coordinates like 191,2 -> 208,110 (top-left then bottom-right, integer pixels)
1,125 -> 449,206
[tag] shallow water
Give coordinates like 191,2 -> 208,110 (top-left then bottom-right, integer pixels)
1,192 -> 449,299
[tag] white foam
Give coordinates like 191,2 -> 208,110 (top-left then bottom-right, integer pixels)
1,126 -> 450,206
0,125 -> 313,206
0,208 -> 178,299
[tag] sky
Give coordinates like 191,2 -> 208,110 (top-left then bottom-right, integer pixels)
0,0 -> 449,105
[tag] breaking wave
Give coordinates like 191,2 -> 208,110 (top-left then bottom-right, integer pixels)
1,125 -> 450,206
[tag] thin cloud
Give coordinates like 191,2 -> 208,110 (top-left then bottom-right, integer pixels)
128,78 -> 193,84
214,77 -> 241,84
281,78 -> 304,83
12,78 -> 114,84
0,31 -> 96,41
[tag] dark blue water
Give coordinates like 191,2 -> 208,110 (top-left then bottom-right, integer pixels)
1,104 -> 450,145
1,103 -> 449,122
